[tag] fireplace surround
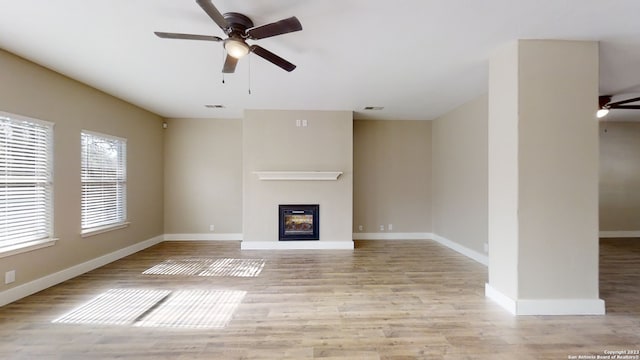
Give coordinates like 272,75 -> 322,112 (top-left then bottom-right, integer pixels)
279,204 -> 319,240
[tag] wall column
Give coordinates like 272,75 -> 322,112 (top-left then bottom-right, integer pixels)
486,40 -> 604,315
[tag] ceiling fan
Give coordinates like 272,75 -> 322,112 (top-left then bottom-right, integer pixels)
154,0 -> 302,73
597,95 -> 640,118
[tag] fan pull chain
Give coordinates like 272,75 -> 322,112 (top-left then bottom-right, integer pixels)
221,49 -> 226,84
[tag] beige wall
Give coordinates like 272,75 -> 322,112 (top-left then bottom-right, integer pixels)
353,120 -> 432,234
243,110 -> 352,242
488,40 -> 600,304
432,95 -> 488,253
517,40 -> 599,299
488,42 -> 520,299
163,118 -> 243,235
0,50 -> 164,291
599,121 -> 640,232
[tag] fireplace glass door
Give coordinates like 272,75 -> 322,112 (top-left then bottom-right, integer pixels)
279,204 -> 319,240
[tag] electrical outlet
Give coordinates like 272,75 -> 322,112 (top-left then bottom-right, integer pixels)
5,270 -> 15,284
209,225 -> 215,232
388,224 -> 393,231
358,225 -> 363,231
379,225 -> 384,231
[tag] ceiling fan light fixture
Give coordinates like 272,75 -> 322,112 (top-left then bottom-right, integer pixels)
596,108 -> 610,118
155,2 -> 302,73
224,38 -> 250,59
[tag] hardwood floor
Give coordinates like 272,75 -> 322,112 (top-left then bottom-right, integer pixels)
0,239 -> 638,359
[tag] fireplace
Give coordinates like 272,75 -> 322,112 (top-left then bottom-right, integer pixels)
279,204 -> 319,241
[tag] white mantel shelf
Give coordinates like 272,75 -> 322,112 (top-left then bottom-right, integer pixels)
254,171 -> 343,181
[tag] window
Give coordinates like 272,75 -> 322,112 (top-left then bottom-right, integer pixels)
81,131 -> 127,235
0,112 -> 54,254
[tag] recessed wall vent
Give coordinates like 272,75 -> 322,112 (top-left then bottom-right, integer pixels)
363,106 -> 384,110
205,104 -> 225,108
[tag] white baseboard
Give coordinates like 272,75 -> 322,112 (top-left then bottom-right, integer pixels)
353,232 -> 488,266
516,298 -> 605,315
485,283 -> 605,315
241,241 -> 354,250
352,232 -> 432,240
431,234 -> 488,266
599,231 -> 640,238
0,235 -> 163,307
485,283 -> 516,315
164,233 -> 243,241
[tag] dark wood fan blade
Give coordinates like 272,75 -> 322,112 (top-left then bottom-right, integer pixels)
607,96 -> 640,107
154,32 -> 222,42
599,95 -> 612,107
246,16 -> 302,40
610,105 -> 640,109
196,0 -> 229,30
222,54 -> 239,73
250,45 -> 296,72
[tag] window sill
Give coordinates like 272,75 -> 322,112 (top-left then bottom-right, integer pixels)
0,238 -> 58,259
81,222 -> 130,238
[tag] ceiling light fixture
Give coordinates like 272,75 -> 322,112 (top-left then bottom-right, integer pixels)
224,38 -> 250,59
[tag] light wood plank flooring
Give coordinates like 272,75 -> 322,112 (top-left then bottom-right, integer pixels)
0,239 -> 638,359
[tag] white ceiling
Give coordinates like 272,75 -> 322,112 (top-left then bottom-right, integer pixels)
1,0 -> 640,121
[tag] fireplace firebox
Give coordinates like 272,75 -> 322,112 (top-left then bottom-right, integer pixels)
279,204 -> 319,241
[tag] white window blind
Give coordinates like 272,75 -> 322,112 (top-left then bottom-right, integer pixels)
0,112 -> 53,251
81,131 -> 127,233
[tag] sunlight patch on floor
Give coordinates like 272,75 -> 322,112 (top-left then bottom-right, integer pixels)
136,289 -> 246,329
143,258 -> 265,277
52,289 -> 170,325
200,258 -> 265,277
52,289 -> 246,329
142,258 -> 212,276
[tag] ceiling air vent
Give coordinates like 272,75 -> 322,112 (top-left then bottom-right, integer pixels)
363,106 -> 384,110
205,104 -> 225,108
